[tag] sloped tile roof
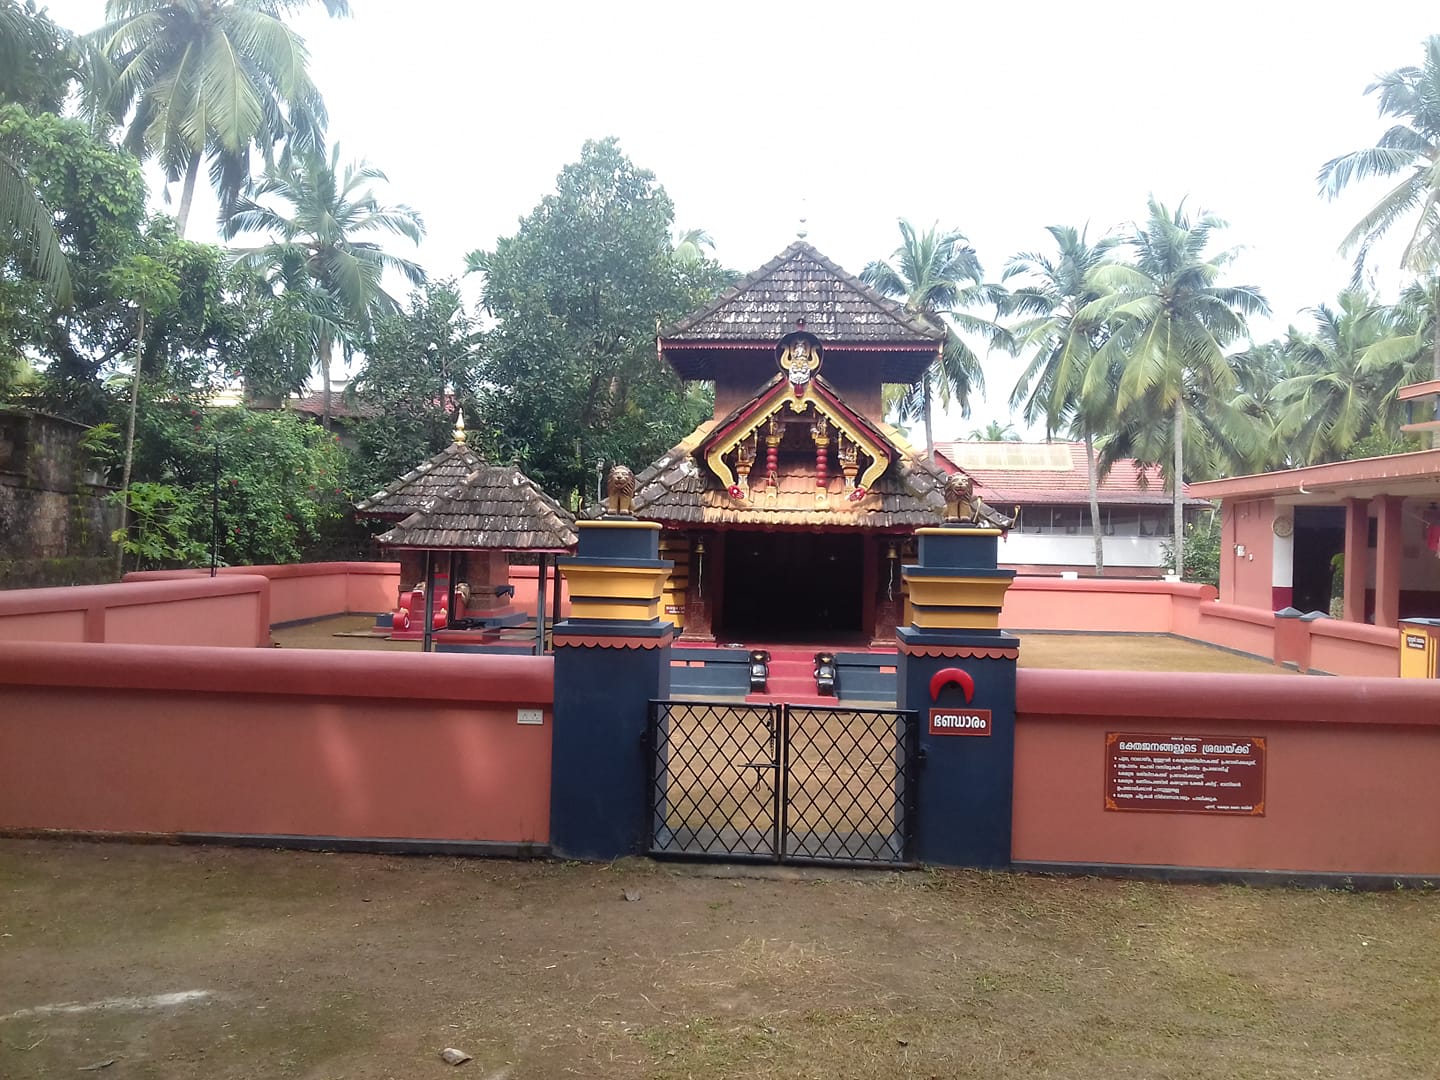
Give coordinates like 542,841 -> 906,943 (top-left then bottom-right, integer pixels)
354,440 -> 486,518
660,241 -> 945,344
376,464 -> 577,552
934,441 -> 1208,507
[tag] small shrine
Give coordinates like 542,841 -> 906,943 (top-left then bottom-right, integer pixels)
356,415 -> 578,651
632,241 -> 1009,645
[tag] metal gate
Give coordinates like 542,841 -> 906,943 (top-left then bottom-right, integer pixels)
646,700 -> 919,866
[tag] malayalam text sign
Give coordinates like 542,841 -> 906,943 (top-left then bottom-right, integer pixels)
1104,733 -> 1265,815
929,708 -> 992,736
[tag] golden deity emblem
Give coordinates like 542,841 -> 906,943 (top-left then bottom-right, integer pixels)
778,333 -> 822,388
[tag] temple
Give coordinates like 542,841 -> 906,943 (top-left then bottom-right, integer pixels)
632,241 -> 1006,646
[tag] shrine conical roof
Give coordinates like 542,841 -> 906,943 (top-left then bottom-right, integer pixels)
354,439 -> 485,520
376,464 -> 577,552
661,241 -> 945,344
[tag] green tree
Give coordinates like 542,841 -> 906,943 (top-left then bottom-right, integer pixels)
87,0 -> 349,234
224,145 -> 426,428
1270,289 -> 1406,464
861,219 -> 1003,459
348,279 -> 480,495
1320,33 -> 1440,423
469,137 -> 724,502
1083,198 -> 1269,576
0,104 -> 147,411
119,402 -> 349,569
967,420 -> 1020,441
107,249 -> 180,567
0,0 -> 77,113
0,1 -> 77,305
1006,224 -> 1119,574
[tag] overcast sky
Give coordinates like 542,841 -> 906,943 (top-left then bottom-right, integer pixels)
44,1 -> 1439,436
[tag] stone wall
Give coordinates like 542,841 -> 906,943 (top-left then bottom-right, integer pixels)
0,407 -> 119,589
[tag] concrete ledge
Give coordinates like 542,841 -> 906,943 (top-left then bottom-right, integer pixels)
0,640 -> 554,703
1014,860 -> 1439,891
1018,668 -> 1440,726
1,828 -> 549,860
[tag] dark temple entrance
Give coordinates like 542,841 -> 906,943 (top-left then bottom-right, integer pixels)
721,530 -> 864,639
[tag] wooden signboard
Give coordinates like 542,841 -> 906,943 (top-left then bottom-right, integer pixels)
1105,733 -> 1265,816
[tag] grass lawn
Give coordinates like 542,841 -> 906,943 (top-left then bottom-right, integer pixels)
273,616 -> 1292,675
1,841 -> 1433,1079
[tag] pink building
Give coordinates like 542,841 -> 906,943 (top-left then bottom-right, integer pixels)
1190,450 -> 1440,627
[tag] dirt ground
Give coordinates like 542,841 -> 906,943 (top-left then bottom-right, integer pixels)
1,841 -> 1434,1080
272,617 -> 1291,675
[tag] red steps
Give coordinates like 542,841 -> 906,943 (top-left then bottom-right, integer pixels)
744,653 -> 836,706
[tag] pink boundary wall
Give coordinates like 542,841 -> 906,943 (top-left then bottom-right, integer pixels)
0,643 -> 552,846
124,561 -> 400,626
1001,578 -> 1398,677
0,576 -> 269,647
0,567 -> 1404,674
1014,670 -> 1440,876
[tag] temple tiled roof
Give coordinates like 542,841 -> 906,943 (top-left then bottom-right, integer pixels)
354,441 -> 485,519
661,241 -> 944,344
659,242 -> 943,386
376,464 -> 577,552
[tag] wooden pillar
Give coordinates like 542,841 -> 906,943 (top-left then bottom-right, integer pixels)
1373,496 -> 1405,628
861,533 -> 878,641
1342,498 -> 1370,624
422,550 -> 435,653
535,553 -> 548,656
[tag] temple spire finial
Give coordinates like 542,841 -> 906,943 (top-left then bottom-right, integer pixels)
453,408 -> 467,444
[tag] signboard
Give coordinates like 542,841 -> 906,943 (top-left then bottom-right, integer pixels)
929,708 -> 992,736
1105,733 -> 1265,815
1405,633 -> 1427,650
665,604 -> 683,615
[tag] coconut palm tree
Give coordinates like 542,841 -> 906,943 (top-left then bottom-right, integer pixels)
861,219 -> 1005,459
1082,199 -> 1268,576
1319,35 -> 1440,388
0,0 -> 71,301
673,227 -> 714,267
967,420 -> 1020,441
1270,290 -> 1405,464
88,0 -> 349,235
223,145 -> 425,427
1006,225 -> 1119,573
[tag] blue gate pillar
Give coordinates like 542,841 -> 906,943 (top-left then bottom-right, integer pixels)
896,524 -> 1019,868
550,517 -> 673,860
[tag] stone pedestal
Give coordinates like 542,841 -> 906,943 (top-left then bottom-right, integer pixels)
550,518 -> 673,860
896,526 -> 1019,869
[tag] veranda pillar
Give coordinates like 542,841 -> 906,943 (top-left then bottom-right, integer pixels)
550,517 -> 673,860
896,525 -> 1019,868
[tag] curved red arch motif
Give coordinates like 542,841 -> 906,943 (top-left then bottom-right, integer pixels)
929,667 -> 975,704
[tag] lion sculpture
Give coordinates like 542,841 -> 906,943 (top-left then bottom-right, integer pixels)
606,464 -> 636,516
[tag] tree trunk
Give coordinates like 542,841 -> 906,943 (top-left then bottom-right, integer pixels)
116,304 -> 145,574
1085,428 -> 1104,577
176,153 -> 202,239
319,335 -> 333,431
1172,398 -> 1185,578
922,374 -> 935,462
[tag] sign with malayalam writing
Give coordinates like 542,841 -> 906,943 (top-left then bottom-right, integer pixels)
1405,633 -> 1427,650
1104,733 -> 1265,816
929,708 -> 991,736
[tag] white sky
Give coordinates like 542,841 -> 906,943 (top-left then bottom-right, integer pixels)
44,0 -> 1438,436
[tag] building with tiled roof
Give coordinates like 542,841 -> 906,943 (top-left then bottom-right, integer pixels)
630,241 -> 978,645
933,441 -> 1210,577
